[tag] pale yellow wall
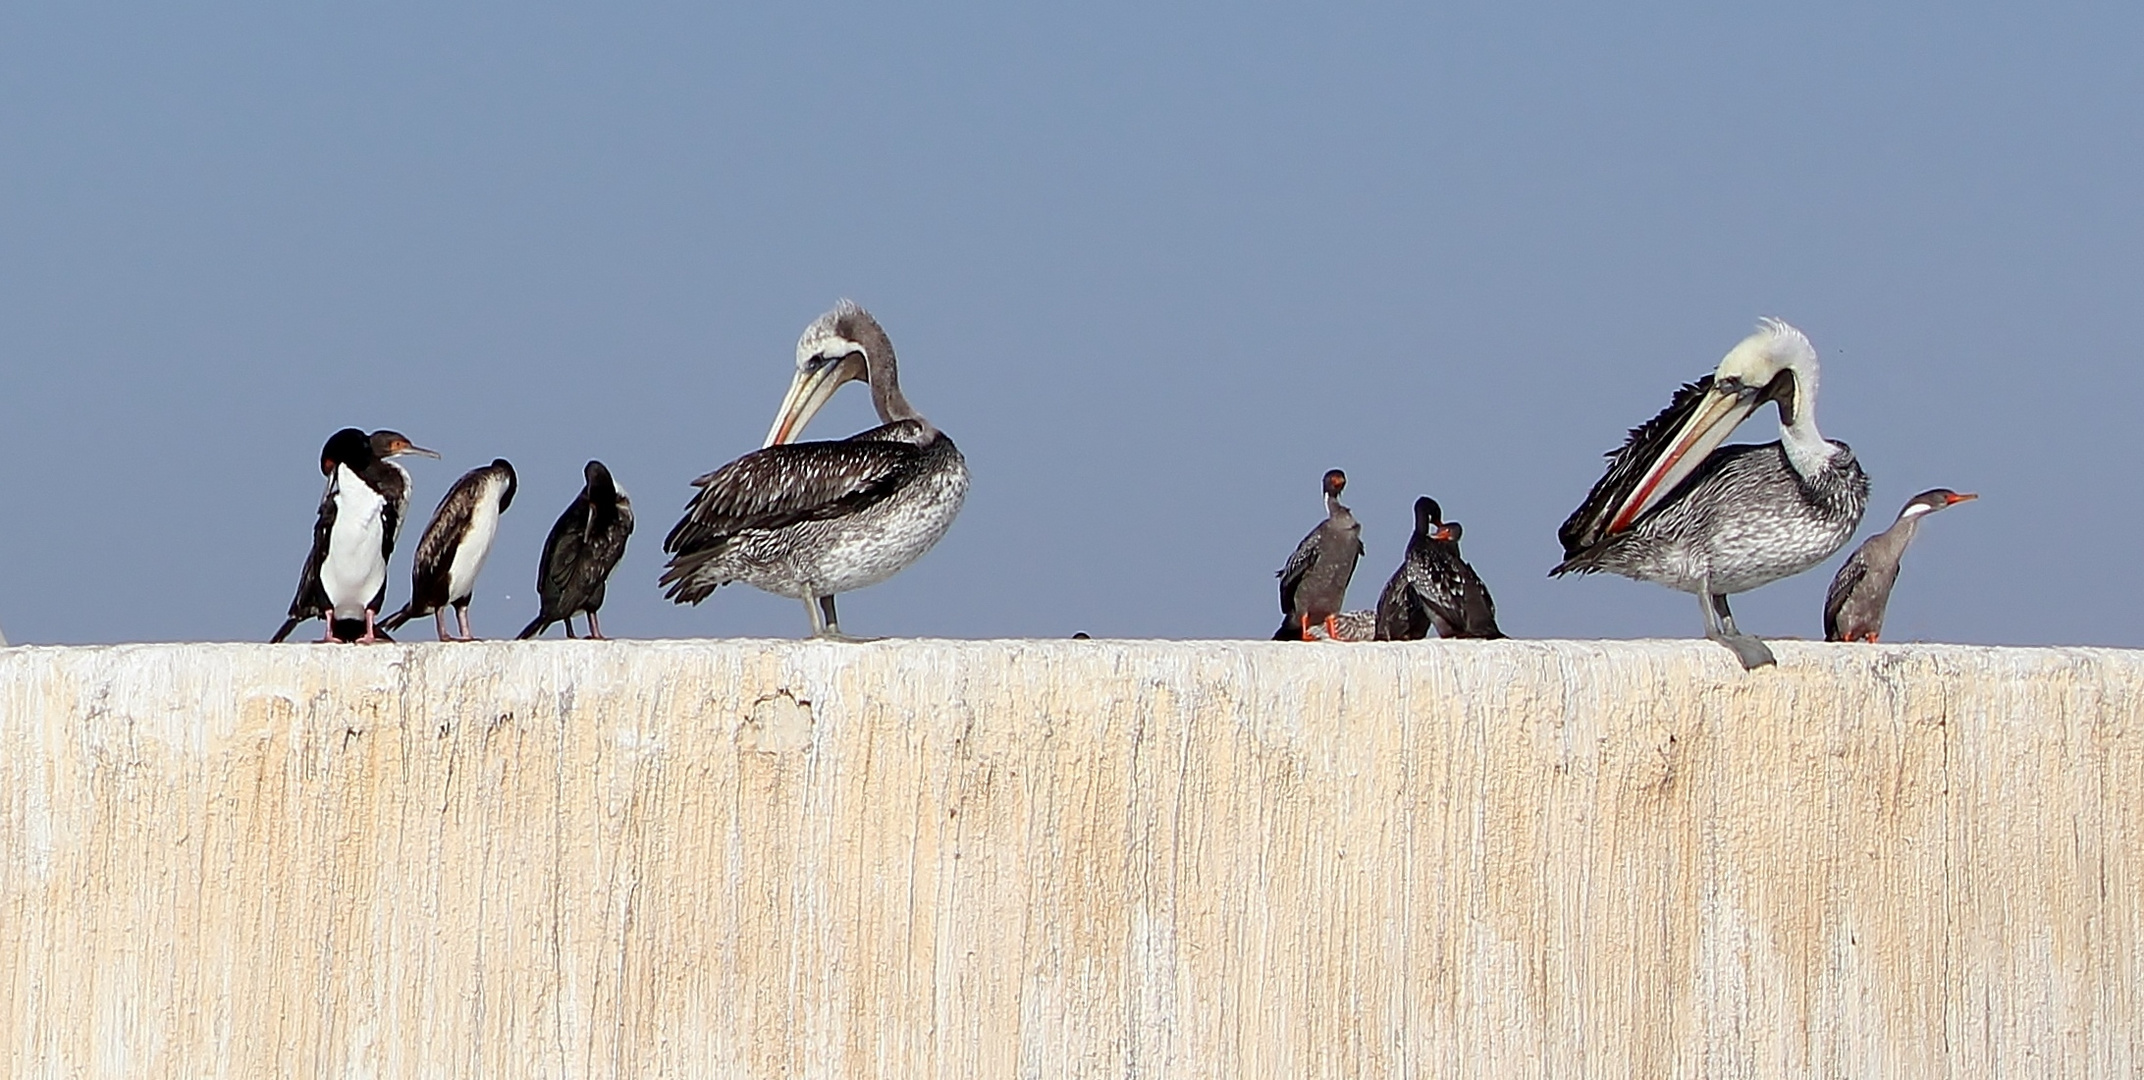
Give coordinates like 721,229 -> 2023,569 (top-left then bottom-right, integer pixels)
2,639 -> 2138,1077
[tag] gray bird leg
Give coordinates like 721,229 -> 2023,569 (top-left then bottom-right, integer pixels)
357,609 -> 382,645
1700,585 -> 1774,669
586,611 -> 605,640
435,609 -> 452,642
455,603 -> 474,641
808,594 -> 878,642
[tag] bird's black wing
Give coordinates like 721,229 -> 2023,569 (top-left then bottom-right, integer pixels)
1823,548 -> 1870,641
1374,564 -> 1430,641
1275,527 -> 1322,617
1558,374 -> 1714,559
410,468 -> 487,602
273,476 -> 339,639
663,439 -> 928,556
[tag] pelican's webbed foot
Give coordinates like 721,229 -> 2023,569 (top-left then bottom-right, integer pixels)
1708,631 -> 1776,669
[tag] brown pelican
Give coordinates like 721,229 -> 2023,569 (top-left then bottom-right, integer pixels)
1552,319 -> 1869,668
1273,469 -> 1364,641
1376,497 -> 1504,640
519,460 -> 635,640
1824,488 -> 1975,642
381,459 -> 517,641
661,301 -> 968,638
272,428 -> 439,644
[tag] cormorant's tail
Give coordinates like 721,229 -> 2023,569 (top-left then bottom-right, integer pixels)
270,616 -> 303,644
377,605 -> 414,631
516,614 -> 550,640
1272,619 -> 1299,641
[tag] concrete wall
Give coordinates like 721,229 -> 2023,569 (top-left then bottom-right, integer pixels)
2,639 -> 2139,1077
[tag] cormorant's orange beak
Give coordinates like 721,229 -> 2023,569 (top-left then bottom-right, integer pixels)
1945,492 -> 1978,505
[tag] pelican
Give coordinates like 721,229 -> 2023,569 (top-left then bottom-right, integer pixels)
661,300 -> 968,638
1552,319 -> 1869,668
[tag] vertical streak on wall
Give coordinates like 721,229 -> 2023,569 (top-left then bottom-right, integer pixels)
2,639 -> 2140,1077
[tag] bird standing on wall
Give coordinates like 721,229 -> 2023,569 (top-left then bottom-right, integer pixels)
272,428 -> 439,644
1376,497 -> 1504,640
1824,488 -> 1976,643
519,460 -> 635,640
1274,469 -> 1364,641
381,459 -> 517,641
661,300 -> 968,639
1552,320 -> 1869,668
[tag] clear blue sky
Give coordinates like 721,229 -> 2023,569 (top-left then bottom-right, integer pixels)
3,3 -> 2139,646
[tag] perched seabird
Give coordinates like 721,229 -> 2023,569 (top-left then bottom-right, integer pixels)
661,301 -> 968,639
519,460 -> 635,640
1824,488 -> 1976,642
271,428 -> 439,644
1552,320 -> 1869,668
1274,469 -> 1364,641
1375,497 -> 1505,640
381,459 -> 517,641
1306,610 -> 1377,642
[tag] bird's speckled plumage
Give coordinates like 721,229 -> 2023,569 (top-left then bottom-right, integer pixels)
661,302 -> 968,636
1551,320 -> 1868,669
1376,498 -> 1504,640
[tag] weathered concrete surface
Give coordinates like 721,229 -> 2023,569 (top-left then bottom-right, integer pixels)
1,639 -> 2139,1077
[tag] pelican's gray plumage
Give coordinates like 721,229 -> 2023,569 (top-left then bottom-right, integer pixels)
519,460 -> 635,640
272,428 -> 439,644
381,459 -> 517,641
661,301 -> 968,638
1552,320 -> 1869,668
1824,488 -> 1975,643
1376,497 -> 1504,640
1274,469 -> 1364,641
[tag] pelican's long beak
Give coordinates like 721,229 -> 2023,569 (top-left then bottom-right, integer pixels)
764,352 -> 867,447
1607,381 -> 1764,534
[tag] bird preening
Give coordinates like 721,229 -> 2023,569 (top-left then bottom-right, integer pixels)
258,309 -> 1967,658
660,300 -> 968,640
1552,319 -> 1869,668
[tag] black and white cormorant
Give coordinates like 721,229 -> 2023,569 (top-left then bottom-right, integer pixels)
1552,319 -> 1869,668
1274,469 -> 1364,641
1824,488 -> 1975,643
519,460 -> 635,640
380,459 -> 517,641
271,428 -> 439,644
660,300 -> 968,639
1376,497 -> 1504,641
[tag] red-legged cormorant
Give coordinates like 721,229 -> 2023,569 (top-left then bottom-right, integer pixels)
1552,320 -> 1869,668
380,459 -> 517,641
1274,469 -> 1364,641
271,428 -> 439,644
1375,497 -> 1505,640
519,460 -> 635,640
1823,488 -> 1975,643
661,301 -> 968,639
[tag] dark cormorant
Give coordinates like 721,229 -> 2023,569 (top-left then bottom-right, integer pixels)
519,460 -> 635,640
1274,469 -> 1364,641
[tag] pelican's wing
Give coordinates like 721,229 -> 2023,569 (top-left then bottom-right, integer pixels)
663,439 -> 927,556
1558,375 -> 1716,559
